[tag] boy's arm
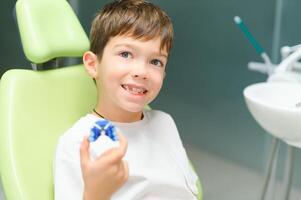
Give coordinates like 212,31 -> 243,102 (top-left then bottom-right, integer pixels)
80,132 -> 129,200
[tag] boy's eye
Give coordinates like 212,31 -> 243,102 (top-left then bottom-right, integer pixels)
150,59 -> 164,67
119,51 -> 131,58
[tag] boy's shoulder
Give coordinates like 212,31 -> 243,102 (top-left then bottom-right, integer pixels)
56,114 -> 97,157
144,109 -> 178,131
62,114 -> 96,138
145,109 -> 174,121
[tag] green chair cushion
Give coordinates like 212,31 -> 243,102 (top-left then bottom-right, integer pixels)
0,65 -> 96,200
16,0 -> 89,63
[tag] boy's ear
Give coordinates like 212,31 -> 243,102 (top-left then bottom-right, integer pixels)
83,51 -> 99,78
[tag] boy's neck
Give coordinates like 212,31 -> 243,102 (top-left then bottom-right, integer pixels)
93,105 -> 143,123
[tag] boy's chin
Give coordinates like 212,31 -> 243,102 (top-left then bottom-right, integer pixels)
121,103 -> 146,113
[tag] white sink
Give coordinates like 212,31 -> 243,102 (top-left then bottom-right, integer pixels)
244,82 -> 301,148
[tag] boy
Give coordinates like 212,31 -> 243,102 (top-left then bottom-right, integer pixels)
54,0 -> 200,199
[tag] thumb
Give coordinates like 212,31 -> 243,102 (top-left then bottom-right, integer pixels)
116,130 -> 128,156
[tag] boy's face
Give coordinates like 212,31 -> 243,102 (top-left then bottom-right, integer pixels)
84,35 -> 168,116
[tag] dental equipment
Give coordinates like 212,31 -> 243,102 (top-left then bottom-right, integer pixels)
268,45 -> 301,82
89,119 -> 118,142
234,16 -> 301,81
89,119 -> 119,160
234,16 -> 301,200
235,16 -> 301,200
234,16 -> 275,75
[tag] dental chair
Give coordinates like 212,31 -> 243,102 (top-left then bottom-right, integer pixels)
0,0 -> 202,199
0,0 -> 94,199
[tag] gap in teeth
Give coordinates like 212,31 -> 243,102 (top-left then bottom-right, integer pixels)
122,85 -> 146,94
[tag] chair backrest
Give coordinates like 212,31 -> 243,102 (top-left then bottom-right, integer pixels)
0,0 -> 95,199
0,66 -> 97,200
15,0 -> 89,64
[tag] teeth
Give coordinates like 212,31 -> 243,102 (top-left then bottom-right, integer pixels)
123,85 -> 146,94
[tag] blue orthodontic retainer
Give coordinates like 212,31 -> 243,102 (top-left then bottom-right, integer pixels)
89,119 -> 118,142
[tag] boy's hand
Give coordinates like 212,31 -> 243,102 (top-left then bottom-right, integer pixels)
80,131 -> 129,200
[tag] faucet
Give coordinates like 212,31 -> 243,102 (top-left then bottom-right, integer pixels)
247,44 -> 301,83
267,45 -> 301,82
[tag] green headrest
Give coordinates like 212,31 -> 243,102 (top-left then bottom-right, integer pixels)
16,0 -> 90,64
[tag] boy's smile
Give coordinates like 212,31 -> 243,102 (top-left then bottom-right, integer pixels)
121,84 -> 148,95
84,35 -> 168,122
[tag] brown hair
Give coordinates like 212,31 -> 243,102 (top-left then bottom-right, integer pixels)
89,0 -> 174,60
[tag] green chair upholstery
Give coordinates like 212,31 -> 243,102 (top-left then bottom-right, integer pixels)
0,0 -> 93,199
0,65 -> 97,200
191,161 -> 203,200
0,0 -> 203,199
15,0 -> 89,64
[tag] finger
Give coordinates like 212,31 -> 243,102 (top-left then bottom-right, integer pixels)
95,145 -> 122,162
108,131 -> 128,163
115,160 -> 129,182
122,160 -> 129,181
97,147 -> 116,159
80,136 -> 90,166
103,132 -> 127,163
96,132 -> 124,159
116,130 -> 128,156
116,159 -> 124,171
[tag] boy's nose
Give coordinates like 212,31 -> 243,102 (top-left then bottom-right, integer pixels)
132,74 -> 147,80
131,64 -> 148,80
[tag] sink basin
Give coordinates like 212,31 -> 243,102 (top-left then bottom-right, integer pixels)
244,82 -> 301,148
